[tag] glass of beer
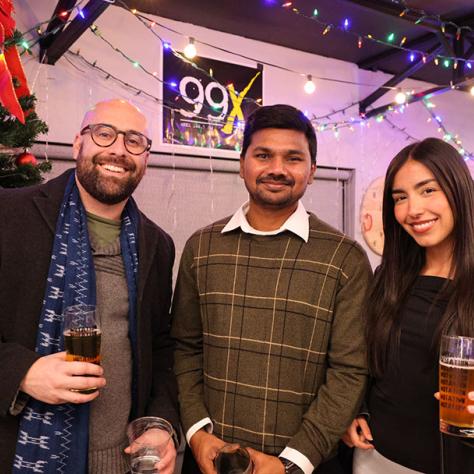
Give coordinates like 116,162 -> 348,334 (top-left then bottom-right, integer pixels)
63,304 -> 101,394
214,444 -> 253,474
439,335 -> 474,437
127,417 -> 173,474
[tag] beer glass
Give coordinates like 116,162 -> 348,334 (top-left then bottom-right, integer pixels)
63,304 -> 101,394
214,444 -> 253,474
439,335 -> 474,437
127,417 -> 173,474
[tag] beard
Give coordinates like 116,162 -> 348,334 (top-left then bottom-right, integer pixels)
76,147 -> 145,205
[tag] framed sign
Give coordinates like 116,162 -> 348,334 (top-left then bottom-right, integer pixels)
162,49 -> 262,151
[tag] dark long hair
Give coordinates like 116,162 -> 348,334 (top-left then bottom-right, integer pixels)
367,137 -> 474,377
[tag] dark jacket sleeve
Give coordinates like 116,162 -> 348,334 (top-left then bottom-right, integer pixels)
0,187 -> 51,417
138,220 -> 180,438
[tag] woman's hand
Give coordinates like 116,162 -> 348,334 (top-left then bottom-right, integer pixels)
435,391 -> 474,413
342,416 -> 374,450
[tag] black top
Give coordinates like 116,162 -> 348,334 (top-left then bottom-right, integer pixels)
369,275 -> 449,474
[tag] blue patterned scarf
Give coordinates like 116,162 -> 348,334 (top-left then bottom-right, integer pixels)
13,172 -> 139,473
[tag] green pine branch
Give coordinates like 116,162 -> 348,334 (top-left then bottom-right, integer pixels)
0,94 -> 51,188
0,153 -> 52,188
0,95 -> 49,148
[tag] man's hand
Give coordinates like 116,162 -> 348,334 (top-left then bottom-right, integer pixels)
124,428 -> 176,474
341,416 -> 374,449
19,351 -> 106,404
189,429 -> 226,474
246,448 -> 284,474
155,438 -> 176,474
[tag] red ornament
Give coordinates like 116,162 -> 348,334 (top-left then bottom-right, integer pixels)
15,151 -> 37,166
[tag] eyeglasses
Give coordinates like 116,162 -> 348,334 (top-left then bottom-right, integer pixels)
80,123 -> 152,155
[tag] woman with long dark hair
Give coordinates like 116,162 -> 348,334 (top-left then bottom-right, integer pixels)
343,137 -> 474,473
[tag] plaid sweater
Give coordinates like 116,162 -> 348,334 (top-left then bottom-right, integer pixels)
172,213 -> 372,468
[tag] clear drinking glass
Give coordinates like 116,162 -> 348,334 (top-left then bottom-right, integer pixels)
439,335 -> 474,437
214,444 -> 253,474
63,304 -> 101,394
127,417 -> 173,474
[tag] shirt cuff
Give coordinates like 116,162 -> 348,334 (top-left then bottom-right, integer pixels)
9,390 -> 29,416
280,447 -> 314,474
186,417 -> 213,445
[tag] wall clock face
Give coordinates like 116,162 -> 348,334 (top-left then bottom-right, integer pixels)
360,176 -> 385,256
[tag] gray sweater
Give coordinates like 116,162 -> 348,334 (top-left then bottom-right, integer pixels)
88,227 -> 132,473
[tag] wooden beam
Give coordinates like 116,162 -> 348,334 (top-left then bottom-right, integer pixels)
40,0 -> 110,65
363,75 -> 474,120
39,0 -> 78,61
358,32 -> 437,70
339,0 -> 455,36
359,44 -> 443,115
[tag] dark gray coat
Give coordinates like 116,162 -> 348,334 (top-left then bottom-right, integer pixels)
0,170 -> 179,468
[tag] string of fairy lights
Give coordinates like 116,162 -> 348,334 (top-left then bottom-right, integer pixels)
276,0 -> 474,71
9,0 -> 474,158
421,98 -> 473,160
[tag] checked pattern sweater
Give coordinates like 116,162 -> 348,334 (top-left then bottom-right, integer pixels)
172,213 -> 372,468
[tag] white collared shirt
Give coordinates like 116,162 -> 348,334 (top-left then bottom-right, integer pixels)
187,200 -> 313,473
221,200 -> 309,242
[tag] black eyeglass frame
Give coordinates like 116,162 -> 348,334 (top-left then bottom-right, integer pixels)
80,123 -> 152,155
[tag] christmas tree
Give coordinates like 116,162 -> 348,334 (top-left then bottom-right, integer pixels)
0,0 -> 50,188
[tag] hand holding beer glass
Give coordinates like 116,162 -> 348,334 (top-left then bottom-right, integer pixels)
439,335 -> 474,437
63,304 -> 101,394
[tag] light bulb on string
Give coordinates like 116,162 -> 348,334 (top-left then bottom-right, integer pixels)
304,75 -> 316,94
395,90 -> 407,104
184,37 -> 197,59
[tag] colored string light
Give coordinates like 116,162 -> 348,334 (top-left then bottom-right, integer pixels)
272,1 -> 474,69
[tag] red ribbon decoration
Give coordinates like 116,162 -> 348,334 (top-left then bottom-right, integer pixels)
0,0 -> 32,124
0,22 -> 24,123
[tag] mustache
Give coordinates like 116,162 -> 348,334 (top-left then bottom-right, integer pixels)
92,153 -> 135,171
257,174 -> 294,186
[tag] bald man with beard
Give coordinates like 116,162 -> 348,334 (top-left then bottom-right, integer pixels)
0,99 -> 179,474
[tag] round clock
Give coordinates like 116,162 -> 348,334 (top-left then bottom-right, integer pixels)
360,176 -> 385,256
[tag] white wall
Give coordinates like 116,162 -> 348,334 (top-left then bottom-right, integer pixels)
15,0 -> 474,268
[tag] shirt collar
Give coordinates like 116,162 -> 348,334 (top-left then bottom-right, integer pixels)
221,200 -> 309,242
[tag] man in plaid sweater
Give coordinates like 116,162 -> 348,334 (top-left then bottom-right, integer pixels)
172,104 -> 372,474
